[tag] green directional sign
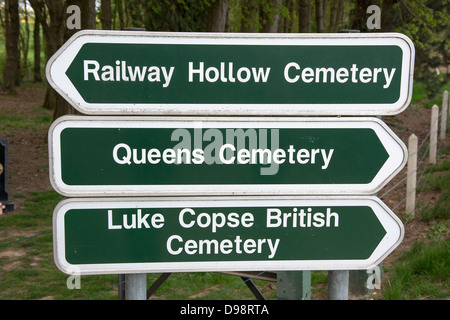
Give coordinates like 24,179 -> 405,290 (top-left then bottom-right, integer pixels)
53,196 -> 404,275
49,116 -> 407,197
46,30 -> 415,116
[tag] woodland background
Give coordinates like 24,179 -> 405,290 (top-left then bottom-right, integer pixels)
0,0 -> 448,117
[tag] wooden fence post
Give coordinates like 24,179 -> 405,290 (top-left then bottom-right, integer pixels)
440,90 -> 448,141
430,105 -> 439,165
406,134 -> 418,215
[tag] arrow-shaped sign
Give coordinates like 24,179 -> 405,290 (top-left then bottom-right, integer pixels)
46,30 -> 415,116
49,116 -> 407,197
53,196 -> 404,275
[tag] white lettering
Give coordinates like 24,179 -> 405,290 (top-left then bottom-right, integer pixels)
161,66 -> 175,88
321,149 -> 334,170
189,62 -> 204,82
84,60 -> 100,81
266,207 -> 340,228
166,235 -> 279,259
383,68 -> 396,89
284,62 -> 300,83
113,143 -> 131,165
83,60 -> 175,87
251,67 -> 271,82
127,65 -> 147,81
237,67 -> 251,82
108,210 -> 122,229
167,235 -> 183,255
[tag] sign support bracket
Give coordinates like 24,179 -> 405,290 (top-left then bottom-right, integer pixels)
147,273 -> 171,299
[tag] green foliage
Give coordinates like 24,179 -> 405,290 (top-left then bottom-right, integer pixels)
229,0 -> 290,32
0,101 -> 52,133
410,81 -> 428,104
139,0 -> 211,32
395,0 -> 449,97
0,191 -> 62,230
382,238 -> 450,300
416,79 -> 450,109
419,158 -> 450,223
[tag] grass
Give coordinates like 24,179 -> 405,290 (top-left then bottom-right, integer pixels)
381,238 -> 449,300
410,81 -> 428,105
379,84 -> 450,299
1,191 -> 279,300
0,104 -> 51,133
419,79 -> 450,109
417,144 -> 450,222
1,170 -> 445,300
0,191 -> 61,230
0,186 -> 340,300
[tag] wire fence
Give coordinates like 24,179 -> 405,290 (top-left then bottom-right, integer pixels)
0,91 -> 448,300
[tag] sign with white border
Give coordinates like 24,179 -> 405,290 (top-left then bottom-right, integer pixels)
48,116 -> 407,197
46,30 -> 415,116
53,196 -> 404,275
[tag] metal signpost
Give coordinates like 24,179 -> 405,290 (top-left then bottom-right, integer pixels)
53,196 -> 404,275
48,116 -> 407,197
46,30 -> 415,301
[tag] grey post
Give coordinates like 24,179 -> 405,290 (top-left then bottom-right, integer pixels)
328,270 -> 349,300
125,273 -> 147,300
430,105 -> 439,164
441,90 -> 448,141
277,271 -> 311,300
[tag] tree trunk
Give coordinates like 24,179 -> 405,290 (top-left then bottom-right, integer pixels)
29,0 -> 81,120
240,0 -> 259,32
81,0 -> 96,29
20,0 -> 31,82
260,0 -> 282,33
101,0 -> 112,30
50,0 -> 96,120
336,0 -> 345,32
315,0 -> 325,33
351,0 -> 372,31
207,0 -> 229,32
280,0 -> 294,33
68,0 -> 96,30
115,0 -> 125,30
327,0 -> 337,32
380,0 -> 397,32
298,0 -> 311,33
29,0 -> 66,110
2,0 -> 20,94
33,7 -> 42,82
